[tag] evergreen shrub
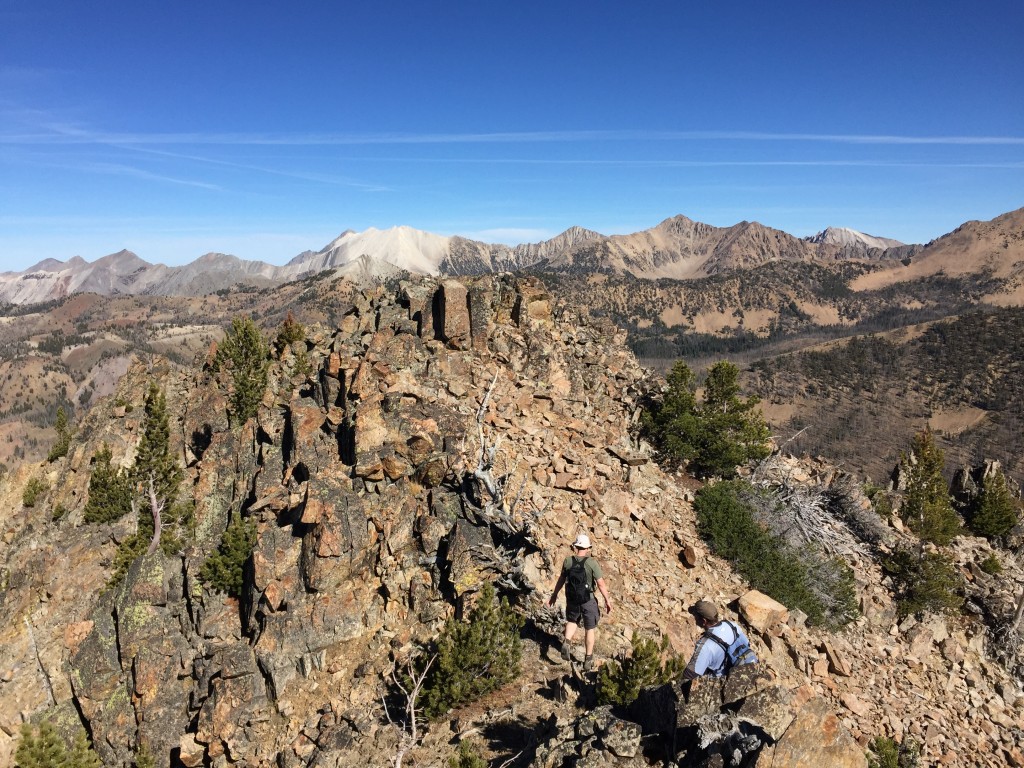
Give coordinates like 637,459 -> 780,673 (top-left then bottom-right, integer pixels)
867,735 -> 920,768
419,582 -> 523,719
447,740 -> 487,768
22,477 -> 48,508
695,481 -> 859,628
596,633 -> 686,706
134,743 -> 156,768
15,722 -> 101,768
883,548 -> 963,618
979,552 -> 1002,575
199,514 -> 257,596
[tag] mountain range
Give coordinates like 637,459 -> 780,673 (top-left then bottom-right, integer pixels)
0,214 -> 927,305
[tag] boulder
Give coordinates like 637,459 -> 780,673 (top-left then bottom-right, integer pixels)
768,698 -> 867,767
738,590 -> 789,634
738,686 -> 795,741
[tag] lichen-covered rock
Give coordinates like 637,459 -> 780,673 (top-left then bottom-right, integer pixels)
765,698 -> 867,768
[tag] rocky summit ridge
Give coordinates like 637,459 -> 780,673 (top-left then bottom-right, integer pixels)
1,274 -> 1023,767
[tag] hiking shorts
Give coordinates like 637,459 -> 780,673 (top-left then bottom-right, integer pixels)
566,598 -> 600,630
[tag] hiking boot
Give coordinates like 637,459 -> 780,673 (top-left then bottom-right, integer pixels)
583,656 -> 595,673
560,641 -> 571,661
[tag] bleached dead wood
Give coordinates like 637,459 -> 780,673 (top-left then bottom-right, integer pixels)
747,463 -> 866,559
24,614 -> 56,707
382,654 -> 436,768
145,475 -> 165,556
466,371 -> 537,545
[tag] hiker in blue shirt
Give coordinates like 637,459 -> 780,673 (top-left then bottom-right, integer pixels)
548,534 -> 613,672
683,600 -> 757,679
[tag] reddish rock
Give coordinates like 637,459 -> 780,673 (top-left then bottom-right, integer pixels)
771,698 -> 868,767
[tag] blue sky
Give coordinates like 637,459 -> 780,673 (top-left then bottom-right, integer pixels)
1,1 -> 1021,271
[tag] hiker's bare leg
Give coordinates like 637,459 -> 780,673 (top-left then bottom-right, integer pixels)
564,621 -> 579,643
585,628 -> 596,656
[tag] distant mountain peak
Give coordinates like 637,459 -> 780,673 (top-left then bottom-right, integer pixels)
806,227 -> 904,250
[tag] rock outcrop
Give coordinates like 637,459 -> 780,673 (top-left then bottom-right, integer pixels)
2,273 -> 1023,767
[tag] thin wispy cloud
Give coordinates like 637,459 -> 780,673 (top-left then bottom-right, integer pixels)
0,144 -> 225,189
82,162 -> 222,190
320,157 -> 1024,170
2,125 -> 1023,147
121,145 -> 391,192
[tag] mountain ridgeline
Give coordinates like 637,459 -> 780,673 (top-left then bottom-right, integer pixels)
0,212 -> 925,306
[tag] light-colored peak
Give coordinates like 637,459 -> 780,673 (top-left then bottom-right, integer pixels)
807,227 -> 904,249
316,225 -> 452,275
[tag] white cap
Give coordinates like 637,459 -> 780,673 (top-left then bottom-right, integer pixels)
573,534 -> 592,549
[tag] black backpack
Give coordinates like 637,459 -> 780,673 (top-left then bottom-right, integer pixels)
565,556 -> 592,605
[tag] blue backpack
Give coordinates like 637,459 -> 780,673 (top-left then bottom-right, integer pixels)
704,621 -> 757,673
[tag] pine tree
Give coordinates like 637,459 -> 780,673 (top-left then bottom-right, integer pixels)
900,430 -> 960,545
274,311 -> 306,356
15,721 -> 66,768
970,466 -> 1019,540
132,382 -> 183,525
199,513 -> 257,596
47,406 -> 71,462
884,547 -> 963,618
67,728 -> 102,768
596,633 -> 685,706
693,361 -> 772,478
214,316 -> 269,426
419,582 -> 523,719
642,360 -> 771,479
640,360 -> 700,465
108,383 -> 188,585
84,444 -> 133,524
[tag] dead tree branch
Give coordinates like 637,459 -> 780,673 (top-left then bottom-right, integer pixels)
24,615 -> 56,707
145,474 -> 165,556
748,453 -> 866,559
382,654 -> 436,768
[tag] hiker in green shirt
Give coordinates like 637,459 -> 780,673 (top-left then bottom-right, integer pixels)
548,534 -> 612,672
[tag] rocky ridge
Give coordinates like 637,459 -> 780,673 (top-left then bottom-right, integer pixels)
0,274 -> 1022,766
